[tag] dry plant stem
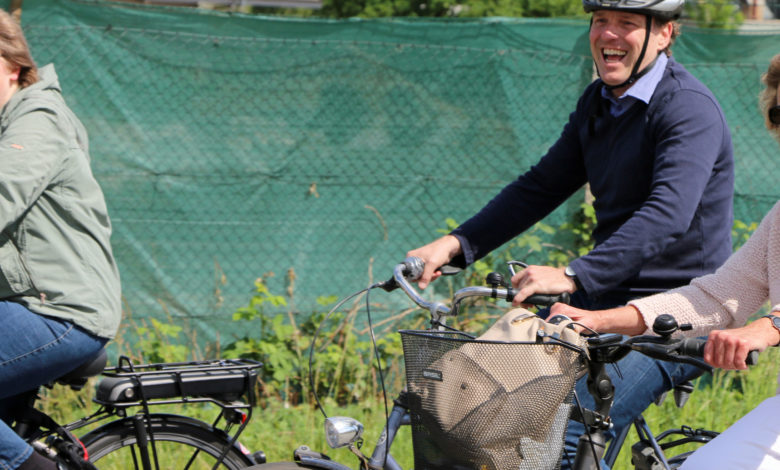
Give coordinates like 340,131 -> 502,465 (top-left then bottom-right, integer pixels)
358,306 -> 420,335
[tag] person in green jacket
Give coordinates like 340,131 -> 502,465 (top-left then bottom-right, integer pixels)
0,10 -> 121,470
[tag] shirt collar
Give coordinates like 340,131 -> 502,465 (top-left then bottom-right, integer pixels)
601,54 -> 668,115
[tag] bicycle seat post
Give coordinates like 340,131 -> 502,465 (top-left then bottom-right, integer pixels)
11,390 -> 41,440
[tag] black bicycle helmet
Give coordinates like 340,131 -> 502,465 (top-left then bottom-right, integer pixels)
583,0 -> 684,21
583,0 -> 684,90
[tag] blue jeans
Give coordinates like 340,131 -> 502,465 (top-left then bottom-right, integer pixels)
547,292 -> 706,470
0,301 -> 106,470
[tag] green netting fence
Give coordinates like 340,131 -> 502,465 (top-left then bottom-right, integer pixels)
9,0 -> 780,348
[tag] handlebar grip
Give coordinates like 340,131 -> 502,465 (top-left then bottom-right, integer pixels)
680,337 -> 759,366
747,350 -> 759,366
500,287 -> 570,306
379,257 -> 425,292
522,292 -> 571,307
401,257 -> 425,280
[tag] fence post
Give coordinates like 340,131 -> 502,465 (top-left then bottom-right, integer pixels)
743,0 -> 766,20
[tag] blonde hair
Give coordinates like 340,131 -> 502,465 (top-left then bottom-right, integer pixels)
760,53 -> 780,142
0,9 -> 37,88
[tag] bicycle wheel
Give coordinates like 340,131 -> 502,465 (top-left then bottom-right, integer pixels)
79,413 -> 254,470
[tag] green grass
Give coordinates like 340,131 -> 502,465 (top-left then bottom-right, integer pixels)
38,382 -> 416,468
241,399 -> 415,466
38,347 -> 778,469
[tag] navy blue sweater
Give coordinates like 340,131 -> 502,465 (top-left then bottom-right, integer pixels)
452,58 -> 734,299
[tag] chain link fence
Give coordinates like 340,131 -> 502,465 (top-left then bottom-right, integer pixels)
12,0 -> 780,348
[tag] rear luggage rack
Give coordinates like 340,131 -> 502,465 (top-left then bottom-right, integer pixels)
94,355 -> 262,408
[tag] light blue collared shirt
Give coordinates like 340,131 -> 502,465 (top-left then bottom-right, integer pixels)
601,53 -> 668,117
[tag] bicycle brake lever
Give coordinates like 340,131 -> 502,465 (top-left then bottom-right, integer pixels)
631,342 -> 713,373
438,264 -> 462,276
671,355 -> 712,372
506,260 -> 528,276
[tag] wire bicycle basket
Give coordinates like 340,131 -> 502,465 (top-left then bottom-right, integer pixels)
400,328 -> 586,470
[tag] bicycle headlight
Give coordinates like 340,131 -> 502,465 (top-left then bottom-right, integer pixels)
324,417 -> 364,449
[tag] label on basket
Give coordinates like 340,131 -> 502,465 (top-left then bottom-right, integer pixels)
422,368 -> 443,381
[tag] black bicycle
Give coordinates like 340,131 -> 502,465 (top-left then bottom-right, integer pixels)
14,353 -> 267,469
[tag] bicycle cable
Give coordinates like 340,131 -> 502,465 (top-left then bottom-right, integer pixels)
363,285 -> 393,465
570,388 -> 605,470
308,283 -> 381,419
306,280 -> 394,466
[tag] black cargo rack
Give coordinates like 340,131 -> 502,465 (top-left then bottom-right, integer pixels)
94,356 -> 262,409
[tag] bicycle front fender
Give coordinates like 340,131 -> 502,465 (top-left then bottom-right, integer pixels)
296,458 -> 353,470
292,445 -> 354,470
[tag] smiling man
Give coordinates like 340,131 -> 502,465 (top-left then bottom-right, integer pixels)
407,0 -> 735,467
589,3 -> 676,96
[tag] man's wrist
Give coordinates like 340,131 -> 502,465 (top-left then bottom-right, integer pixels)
760,314 -> 780,347
564,265 -> 584,292
441,234 -> 463,258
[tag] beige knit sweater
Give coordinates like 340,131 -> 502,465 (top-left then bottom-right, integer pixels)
630,201 -> 780,337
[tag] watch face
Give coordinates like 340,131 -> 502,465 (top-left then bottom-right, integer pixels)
565,266 -> 576,277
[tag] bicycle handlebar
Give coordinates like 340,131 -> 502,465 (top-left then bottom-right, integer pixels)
679,337 -> 759,366
388,257 -> 570,318
385,259 -> 760,370
594,318 -> 760,371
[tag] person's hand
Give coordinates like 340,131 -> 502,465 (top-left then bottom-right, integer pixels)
550,304 -> 648,336
510,265 -> 576,307
704,317 -> 780,370
405,235 -> 462,289
550,303 -> 603,332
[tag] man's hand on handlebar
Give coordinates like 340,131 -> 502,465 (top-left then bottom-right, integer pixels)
406,235 -> 462,289
510,265 -> 577,307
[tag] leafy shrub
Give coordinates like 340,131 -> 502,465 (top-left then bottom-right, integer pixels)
223,275 -> 415,407
133,317 -> 190,363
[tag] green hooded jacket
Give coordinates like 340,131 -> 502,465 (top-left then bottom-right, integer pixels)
0,64 -> 121,338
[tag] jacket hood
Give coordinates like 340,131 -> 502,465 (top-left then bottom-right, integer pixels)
3,63 -> 62,118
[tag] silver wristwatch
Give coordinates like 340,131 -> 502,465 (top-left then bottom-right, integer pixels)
564,265 -> 583,291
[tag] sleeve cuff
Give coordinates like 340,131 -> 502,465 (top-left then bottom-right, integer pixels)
450,232 -> 474,267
